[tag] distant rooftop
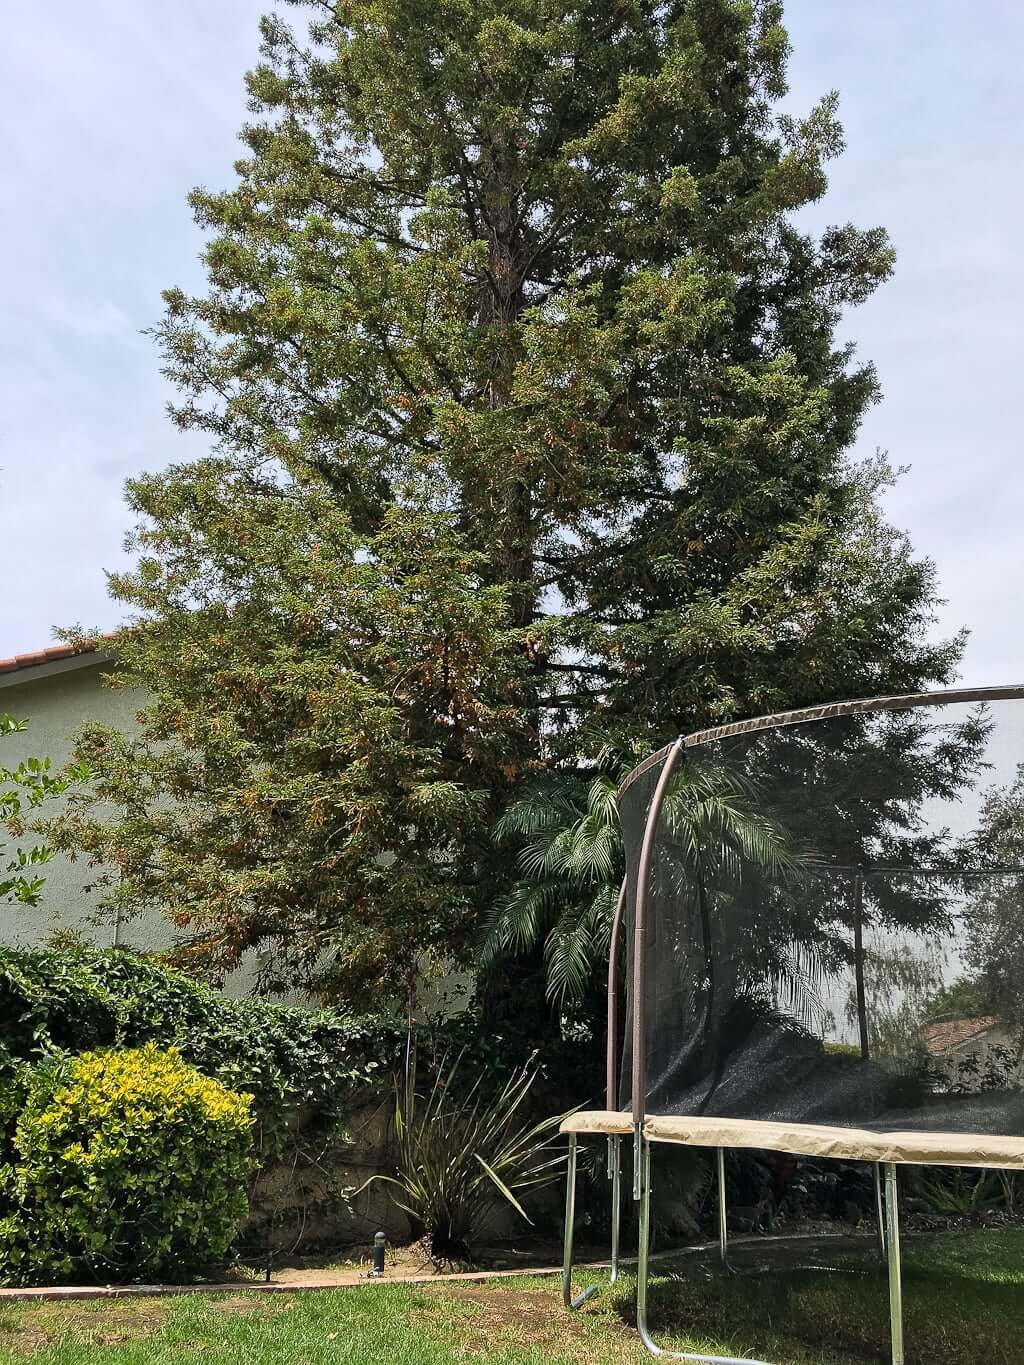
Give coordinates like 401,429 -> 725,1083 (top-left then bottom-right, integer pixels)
921,1016 -> 999,1055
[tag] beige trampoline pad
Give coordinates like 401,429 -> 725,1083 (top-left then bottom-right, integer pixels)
643,1114 -> 1024,1169
560,1110 -> 633,1136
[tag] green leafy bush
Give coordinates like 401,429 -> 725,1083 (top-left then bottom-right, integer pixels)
0,1045 -> 252,1284
0,946 -> 588,1156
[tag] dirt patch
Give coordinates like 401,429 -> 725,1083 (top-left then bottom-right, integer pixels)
0,1299 -> 171,1354
411,1283 -> 641,1361
257,1243 -> 437,1283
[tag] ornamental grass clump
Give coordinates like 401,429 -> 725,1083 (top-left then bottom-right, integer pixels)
370,1052 -> 566,1267
0,1044 -> 253,1285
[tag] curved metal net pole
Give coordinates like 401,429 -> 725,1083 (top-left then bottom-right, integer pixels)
874,1164 -> 888,1262
607,877 -> 627,1112
885,1164 -> 904,1365
561,870 -> 631,1313
632,739 -> 685,1195
629,740 -> 772,1362
717,1148 -> 730,1271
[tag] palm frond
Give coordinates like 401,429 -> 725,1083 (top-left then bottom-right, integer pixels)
543,904 -> 600,1005
586,773 -> 620,824
478,880 -> 569,966
488,752 -> 806,1010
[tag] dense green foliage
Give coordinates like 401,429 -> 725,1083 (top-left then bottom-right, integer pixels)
1,715 -> 85,906
0,945 -> 595,1150
0,1045 -> 252,1284
962,764 -> 1024,1026
0,946 -> 407,1278
0,947 -> 598,1278
52,0 -> 964,1006
0,946 -> 402,1161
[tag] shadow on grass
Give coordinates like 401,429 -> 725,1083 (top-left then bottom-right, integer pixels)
619,1233 -> 1024,1365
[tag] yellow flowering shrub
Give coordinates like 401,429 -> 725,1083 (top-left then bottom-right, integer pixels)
0,1045 -> 252,1284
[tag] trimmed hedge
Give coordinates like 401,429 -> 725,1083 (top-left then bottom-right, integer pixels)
0,1045 -> 252,1283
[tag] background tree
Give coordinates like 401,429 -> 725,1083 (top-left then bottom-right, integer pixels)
56,0 -> 964,1008
960,765 -> 1024,1031
54,495 -> 524,997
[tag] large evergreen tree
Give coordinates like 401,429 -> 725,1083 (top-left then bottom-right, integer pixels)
57,0 -> 963,1005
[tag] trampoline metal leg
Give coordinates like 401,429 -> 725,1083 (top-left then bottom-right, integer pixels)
884,1164 -> 904,1365
636,1139 -> 774,1365
874,1163 -> 887,1262
610,1135 -> 621,1283
717,1148 -> 729,1269
563,1135 -> 598,1308
562,1134 -> 577,1307
562,1133 -> 611,1310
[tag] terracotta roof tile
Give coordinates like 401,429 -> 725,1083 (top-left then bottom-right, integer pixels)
0,634 -> 117,677
921,1016 -> 999,1055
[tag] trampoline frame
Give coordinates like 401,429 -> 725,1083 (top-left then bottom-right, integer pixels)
560,683 -> 1024,1365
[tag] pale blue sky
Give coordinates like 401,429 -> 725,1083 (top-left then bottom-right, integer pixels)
2,1 -> 1022,686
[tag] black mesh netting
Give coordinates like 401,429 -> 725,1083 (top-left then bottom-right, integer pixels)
619,698 -> 1024,1135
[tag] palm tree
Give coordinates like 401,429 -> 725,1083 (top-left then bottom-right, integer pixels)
481,748 -> 803,1010
480,752 -> 624,1007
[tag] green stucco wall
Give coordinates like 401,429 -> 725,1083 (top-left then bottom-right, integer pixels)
0,658 -> 264,994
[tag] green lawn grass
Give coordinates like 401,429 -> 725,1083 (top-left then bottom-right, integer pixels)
0,1228 -> 1021,1364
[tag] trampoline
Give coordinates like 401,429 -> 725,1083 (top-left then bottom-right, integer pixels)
560,686 -> 1024,1365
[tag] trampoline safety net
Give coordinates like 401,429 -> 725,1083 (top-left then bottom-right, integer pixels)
618,696 -> 1024,1136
